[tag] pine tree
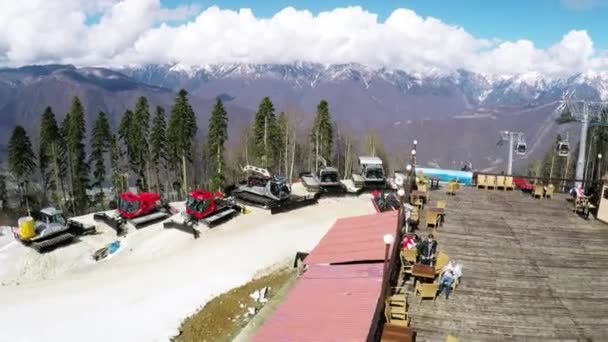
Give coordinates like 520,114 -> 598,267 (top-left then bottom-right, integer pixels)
150,106 -> 168,193
133,96 -> 151,191
58,113 -> 71,208
167,89 -> 198,194
8,126 -> 37,180
38,106 -> 62,206
206,98 -> 229,191
277,112 -> 289,175
66,96 -> 89,214
109,134 -> 125,194
252,97 -> 280,169
310,100 -> 333,169
89,112 -> 112,207
8,126 -> 36,209
118,109 -> 136,178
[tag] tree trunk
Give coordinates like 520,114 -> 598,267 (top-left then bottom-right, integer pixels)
315,127 -> 319,172
290,128 -> 296,181
182,153 -> 188,195
263,116 -> 268,168
344,136 -> 351,180
50,143 -> 64,211
66,145 -> 77,215
284,119 -> 289,177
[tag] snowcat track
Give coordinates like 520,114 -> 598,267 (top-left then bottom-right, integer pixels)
201,207 -> 239,227
31,233 -> 76,253
233,191 -> 277,209
129,212 -> 171,229
270,194 -> 320,215
163,220 -> 200,238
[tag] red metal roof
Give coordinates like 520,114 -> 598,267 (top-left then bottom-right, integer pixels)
252,263 -> 384,342
304,210 -> 399,265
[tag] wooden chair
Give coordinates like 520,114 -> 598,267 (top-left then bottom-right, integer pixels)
496,175 -> 505,190
446,182 -> 458,195
486,175 -> 496,189
402,248 -> 417,264
451,277 -> 460,294
412,197 -> 424,209
415,282 -> 439,304
545,184 -> 555,199
533,185 -> 544,199
425,210 -> 441,228
436,200 -> 446,209
400,250 -> 415,276
477,174 -> 487,189
384,298 -> 409,326
446,334 -> 460,342
408,207 -> 420,230
388,287 -> 407,307
504,176 -> 514,191
435,251 -> 449,275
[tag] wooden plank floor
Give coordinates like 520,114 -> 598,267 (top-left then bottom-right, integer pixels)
409,187 -> 608,341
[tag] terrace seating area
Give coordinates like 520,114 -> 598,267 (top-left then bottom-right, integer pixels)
251,173 -> 608,342
405,186 -> 608,341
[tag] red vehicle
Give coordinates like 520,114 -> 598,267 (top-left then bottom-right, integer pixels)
163,189 -> 245,238
94,192 -> 175,235
513,178 -> 533,192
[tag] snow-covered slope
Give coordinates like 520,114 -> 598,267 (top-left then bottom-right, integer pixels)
0,192 -> 376,342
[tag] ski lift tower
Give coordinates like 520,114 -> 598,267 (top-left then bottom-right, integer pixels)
497,130 -> 526,175
554,97 -> 608,187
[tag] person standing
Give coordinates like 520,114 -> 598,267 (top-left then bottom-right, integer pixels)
418,234 -> 437,266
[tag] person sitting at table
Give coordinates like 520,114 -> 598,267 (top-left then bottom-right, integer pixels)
437,260 -> 462,300
417,234 -> 437,266
401,234 -> 417,250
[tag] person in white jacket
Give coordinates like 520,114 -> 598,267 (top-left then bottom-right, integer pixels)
437,260 -> 462,300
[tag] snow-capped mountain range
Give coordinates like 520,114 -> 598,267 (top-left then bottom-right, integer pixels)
0,62 -> 606,170
117,62 -> 608,105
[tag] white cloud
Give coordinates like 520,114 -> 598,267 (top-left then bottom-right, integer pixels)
0,0 -> 607,77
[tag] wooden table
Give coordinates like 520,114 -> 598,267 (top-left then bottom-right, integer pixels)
412,263 -> 435,283
381,323 -> 414,342
427,207 -> 445,224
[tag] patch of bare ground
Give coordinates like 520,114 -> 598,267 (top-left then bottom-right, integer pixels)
172,266 -> 297,342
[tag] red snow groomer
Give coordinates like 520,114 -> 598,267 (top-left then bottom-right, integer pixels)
94,192 -> 176,235
163,189 -> 246,238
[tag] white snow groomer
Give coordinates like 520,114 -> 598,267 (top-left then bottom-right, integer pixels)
230,165 -> 320,214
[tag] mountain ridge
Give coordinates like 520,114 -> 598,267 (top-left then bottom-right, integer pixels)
0,62 -> 589,171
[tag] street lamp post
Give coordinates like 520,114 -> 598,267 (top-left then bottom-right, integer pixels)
381,233 -> 395,300
598,153 -> 603,182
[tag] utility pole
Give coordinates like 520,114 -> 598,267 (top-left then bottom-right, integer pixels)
497,131 -> 524,175
575,102 -> 589,187
508,133 -> 514,175
554,98 -> 608,188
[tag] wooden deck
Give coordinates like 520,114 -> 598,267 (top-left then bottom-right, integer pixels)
409,187 -> 608,341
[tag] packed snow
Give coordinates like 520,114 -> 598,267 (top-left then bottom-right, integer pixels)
0,187 -> 375,342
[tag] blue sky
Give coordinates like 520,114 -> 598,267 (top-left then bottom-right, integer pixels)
161,0 -> 608,49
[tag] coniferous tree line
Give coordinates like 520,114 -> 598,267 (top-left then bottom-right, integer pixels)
1,91 -> 397,217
